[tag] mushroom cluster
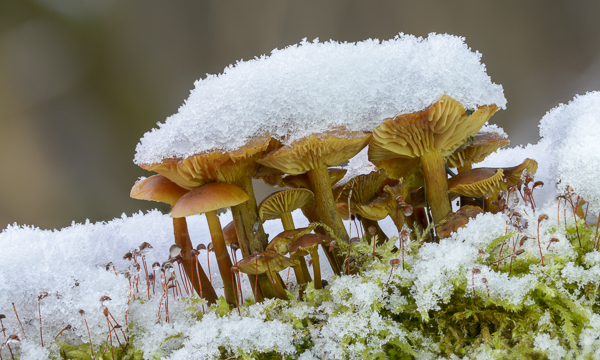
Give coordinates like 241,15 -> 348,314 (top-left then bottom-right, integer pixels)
130,35 -> 531,306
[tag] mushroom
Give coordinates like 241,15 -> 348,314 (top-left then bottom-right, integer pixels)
236,251 -> 299,300
353,181 -> 409,232
139,133 -> 283,299
130,175 -> 217,304
266,228 -> 314,292
447,126 -> 510,173
258,129 -> 371,246
258,188 -> 315,230
501,158 -> 538,187
436,205 -> 483,239
369,95 -> 499,225
289,233 -> 333,289
333,170 -> 397,243
171,182 -> 249,306
447,168 -> 506,213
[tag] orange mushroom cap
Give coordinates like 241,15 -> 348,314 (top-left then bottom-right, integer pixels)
170,182 -> 249,218
130,174 -> 188,206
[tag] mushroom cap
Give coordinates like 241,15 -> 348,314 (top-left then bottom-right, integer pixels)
446,129 -> 510,168
255,166 -> 286,187
283,168 -> 347,189
502,158 -> 538,186
353,181 -> 408,221
266,227 -> 313,255
333,170 -> 397,206
437,205 -> 483,239
289,233 -> 333,256
447,168 -> 506,199
369,95 -> 499,161
236,251 -> 299,274
222,220 -> 238,246
336,203 -> 351,221
170,182 -> 249,218
258,189 -> 315,221
141,133 -> 281,189
258,128 -> 371,175
369,156 -> 424,190
130,175 -> 189,206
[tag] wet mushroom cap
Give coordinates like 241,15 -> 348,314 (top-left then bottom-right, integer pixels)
222,220 -> 238,246
266,227 -> 313,255
437,205 -> 483,239
447,168 -> 505,199
446,130 -> 510,169
258,189 -> 315,221
368,156 -> 424,190
130,174 -> 188,206
236,251 -> 299,274
170,182 -> 249,218
289,233 -> 333,256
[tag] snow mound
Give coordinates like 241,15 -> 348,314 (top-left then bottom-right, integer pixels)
134,33 -> 506,165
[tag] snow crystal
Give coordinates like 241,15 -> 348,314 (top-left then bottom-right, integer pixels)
166,312 -> 297,359
533,333 -> 567,360
134,33 -> 506,165
409,212 -> 510,315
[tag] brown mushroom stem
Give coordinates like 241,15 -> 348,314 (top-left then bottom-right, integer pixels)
299,259 -> 312,283
420,150 -> 452,226
309,249 -> 322,289
172,218 -> 217,304
361,218 -> 388,245
205,210 -> 237,306
307,165 -> 349,244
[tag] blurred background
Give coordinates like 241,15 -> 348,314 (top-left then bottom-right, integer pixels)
1,1 -> 600,230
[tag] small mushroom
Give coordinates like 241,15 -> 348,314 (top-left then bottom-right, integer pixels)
171,182 -> 249,306
436,205 -> 483,239
289,234 -> 333,289
447,168 -> 506,213
236,251 -> 299,300
130,175 -> 217,304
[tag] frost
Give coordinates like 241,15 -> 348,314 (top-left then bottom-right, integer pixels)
134,33 -> 506,165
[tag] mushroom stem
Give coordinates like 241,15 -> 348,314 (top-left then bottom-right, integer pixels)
264,265 -> 288,300
205,210 -> 237,306
420,150 -> 452,226
457,162 -> 472,173
172,218 -> 217,304
307,164 -> 350,247
280,211 -> 295,231
310,249 -> 322,289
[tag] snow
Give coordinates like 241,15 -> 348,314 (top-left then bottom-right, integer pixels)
134,33 -> 506,165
